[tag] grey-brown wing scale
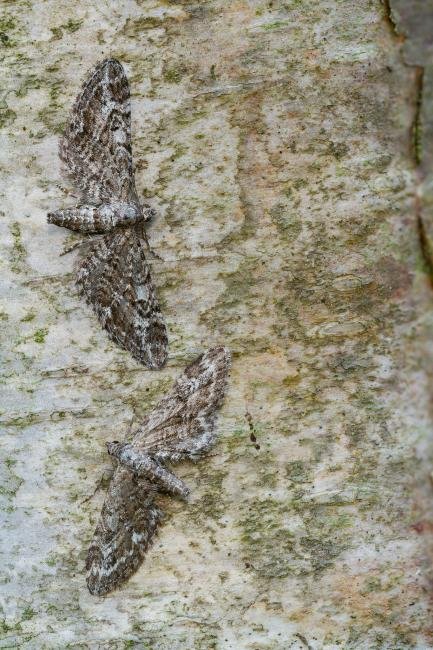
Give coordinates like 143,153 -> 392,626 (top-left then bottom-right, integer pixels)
86,467 -> 161,596
77,226 -> 168,369
133,346 -> 231,461
60,58 -> 138,204
86,347 -> 230,595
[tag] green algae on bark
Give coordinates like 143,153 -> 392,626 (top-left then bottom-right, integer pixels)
1,0 -> 433,648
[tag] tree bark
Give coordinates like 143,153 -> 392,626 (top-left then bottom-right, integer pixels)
1,1 -> 433,648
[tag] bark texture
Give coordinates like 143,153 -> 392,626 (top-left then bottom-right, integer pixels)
1,1 -> 433,648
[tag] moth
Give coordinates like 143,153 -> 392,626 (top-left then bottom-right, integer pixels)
86,346 -> 231,596
47,59 -> 167,369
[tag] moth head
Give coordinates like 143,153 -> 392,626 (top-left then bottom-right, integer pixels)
106,440 -> 124,457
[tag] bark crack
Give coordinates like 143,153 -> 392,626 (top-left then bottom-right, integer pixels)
381,0 -> 399,36
385,1 -> 433,285
413,67 -> 424,166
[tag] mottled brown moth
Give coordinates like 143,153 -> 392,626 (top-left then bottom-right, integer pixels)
86,346 -> 231,595
47,59 -> 167,369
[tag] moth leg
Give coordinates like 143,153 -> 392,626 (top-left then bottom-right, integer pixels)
107,441 -> 190,500
47,202 -> 144,234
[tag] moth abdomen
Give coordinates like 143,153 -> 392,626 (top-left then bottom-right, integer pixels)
47,201 -> 143,234
107,441 -> 190,500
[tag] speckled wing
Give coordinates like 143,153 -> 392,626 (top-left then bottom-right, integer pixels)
86,347 -> 230,595
131,346 -> 231,461
77,226 -> 168,369
86,467 -> 161,596
60,58 -> 138,204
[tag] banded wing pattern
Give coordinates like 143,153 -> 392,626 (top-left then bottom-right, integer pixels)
47,59 -> 168,368
60,58 -> 138,204
86,468 -> 161,597
132,345 -> 231,461
77,227 -> 167,369
86,347 -> 231,595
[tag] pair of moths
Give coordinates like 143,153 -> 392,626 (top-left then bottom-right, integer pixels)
48,60 -> 231,595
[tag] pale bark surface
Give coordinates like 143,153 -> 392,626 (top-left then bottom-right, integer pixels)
1,1 -> 433,648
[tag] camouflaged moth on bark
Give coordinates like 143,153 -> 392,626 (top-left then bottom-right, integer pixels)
47,59 -> 167,369
86,346 -> 231,596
